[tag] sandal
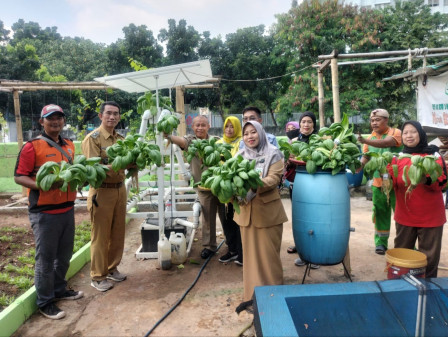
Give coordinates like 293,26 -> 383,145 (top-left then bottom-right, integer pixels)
375,245 -> 387,255
287,246 -> 297,254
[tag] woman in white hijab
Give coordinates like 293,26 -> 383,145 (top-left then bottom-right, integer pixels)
234,121 -> 288,313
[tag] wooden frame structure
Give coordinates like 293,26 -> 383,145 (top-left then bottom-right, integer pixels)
315,47 -> 448,126
0,80 -> 110,149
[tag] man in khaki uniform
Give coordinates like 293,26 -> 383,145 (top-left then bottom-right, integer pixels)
166,115 -> 221,259
82,101 -> 128,292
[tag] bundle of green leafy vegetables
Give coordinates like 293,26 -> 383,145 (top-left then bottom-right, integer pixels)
279,113 -> 362,175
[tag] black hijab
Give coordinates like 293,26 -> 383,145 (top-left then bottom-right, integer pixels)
298,111 -> 317,143
402,121 -> 439,154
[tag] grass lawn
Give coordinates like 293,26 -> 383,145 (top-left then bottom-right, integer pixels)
0,178 -> 22,193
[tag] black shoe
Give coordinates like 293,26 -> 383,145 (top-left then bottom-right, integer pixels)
56,289 -> 84,301
375,245 -> 387,255
39,303 -> 66,320
235,300 -> 253,314
201,248 -> 215,259
234,255 -> 243,266
219,251 -> 238,263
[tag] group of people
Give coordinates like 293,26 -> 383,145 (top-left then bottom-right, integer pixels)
14,102 -> 446,320
167,107 -> 287,313
15,102 -> 129,319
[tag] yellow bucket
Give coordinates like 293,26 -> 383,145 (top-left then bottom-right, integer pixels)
385,248 -> 427,279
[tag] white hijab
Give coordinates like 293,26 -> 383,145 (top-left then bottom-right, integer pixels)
237,121 -> 283,178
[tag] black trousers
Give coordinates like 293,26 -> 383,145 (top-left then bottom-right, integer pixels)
218,202 -> 242,257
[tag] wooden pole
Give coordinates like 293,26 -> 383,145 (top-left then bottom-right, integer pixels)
330,56 -> 341,123
175,86 -> 186,137
13,89 -> 26,196
317,68 -> 325,128
13,90 -> 23,148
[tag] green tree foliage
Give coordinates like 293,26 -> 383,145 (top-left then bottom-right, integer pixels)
38,37 -> 108,81
0,42 -> 40,80
158,19 -> 200,65
0,20 -> 10,42
10,19 -> 61,45
381,0 -> 448,50
218,25 -> 287,117
106,24 -> 163,75
274,0 -> 384,126
373,0 -> 448,126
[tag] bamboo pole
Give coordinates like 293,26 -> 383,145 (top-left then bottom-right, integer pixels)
13,90 -> 23,149
331,56 -> 341,123
318,47 -> 448,60
175,86 -> 186,137
0,80 -> 105,86
13,89 -> 27,196
317,68 -> 325,128
0,86 -> 108,91
183,84 -> 214,89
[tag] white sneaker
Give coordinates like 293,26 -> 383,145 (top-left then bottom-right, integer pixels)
107,270 -> 127,282
295,258 -> 320,269
294,258 -> 306,266
91,279 -> 114,292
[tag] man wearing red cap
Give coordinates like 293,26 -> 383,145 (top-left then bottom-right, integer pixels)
358,109 -> 403,255
14,104 -> 83,320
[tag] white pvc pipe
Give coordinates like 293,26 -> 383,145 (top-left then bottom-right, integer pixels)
138,109 -> 152,136
171,201 -> 201,230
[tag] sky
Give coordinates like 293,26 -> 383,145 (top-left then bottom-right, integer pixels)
2,0 -> 293,45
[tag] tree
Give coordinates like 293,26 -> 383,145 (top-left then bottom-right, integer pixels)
0,20 -> 10,43
10,19 -> 61,45
106,24 -> 163,75
0,42 -> 40,80
273,0 -> 448,129
274,0 -> 385,126
38,37 -> 108,81
158,19 -> 200,65
373,0 -> 448,126
218,25 -> 287,117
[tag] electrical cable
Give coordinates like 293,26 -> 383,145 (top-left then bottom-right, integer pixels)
183,64 -> 314,84
143,240 -> 225,337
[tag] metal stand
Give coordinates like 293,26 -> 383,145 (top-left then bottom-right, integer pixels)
301,260 -> 353,284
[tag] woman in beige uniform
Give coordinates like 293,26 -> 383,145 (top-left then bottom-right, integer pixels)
234,120 -> 288,313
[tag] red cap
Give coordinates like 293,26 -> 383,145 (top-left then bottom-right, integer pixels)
41,104 -> 65,118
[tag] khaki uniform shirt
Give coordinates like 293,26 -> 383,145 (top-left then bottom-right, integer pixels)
82,125 -> 125,184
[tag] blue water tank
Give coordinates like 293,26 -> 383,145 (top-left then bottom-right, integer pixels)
346,168 -> 363,187
292,166 -> 350,265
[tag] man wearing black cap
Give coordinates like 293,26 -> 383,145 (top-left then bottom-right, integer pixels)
358,108 -> 403,255
14,104 -> 84,320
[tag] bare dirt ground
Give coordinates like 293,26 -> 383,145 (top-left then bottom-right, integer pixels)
5,190 -> 448,337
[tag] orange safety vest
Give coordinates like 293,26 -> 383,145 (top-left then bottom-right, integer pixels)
28,138 -> 77,212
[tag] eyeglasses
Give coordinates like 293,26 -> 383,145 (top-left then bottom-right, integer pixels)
242,116 -> 258,122
103,111 -> 120,116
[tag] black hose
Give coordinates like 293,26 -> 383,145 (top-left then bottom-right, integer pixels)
143,240 -> 225,337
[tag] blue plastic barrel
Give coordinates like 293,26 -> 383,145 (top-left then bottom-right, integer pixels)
292,166 -> 350,265
346,168 -> 363,187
